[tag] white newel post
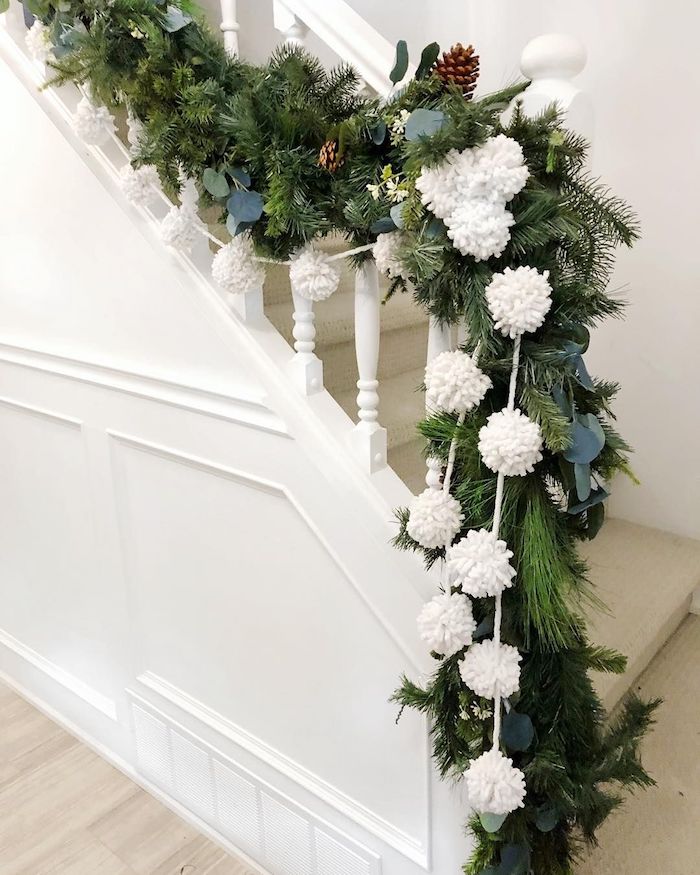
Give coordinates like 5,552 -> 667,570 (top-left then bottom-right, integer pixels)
519,33 -> 593,142
351,259 -> 387,473
425,316 -> 452,489
272,0 -> 309,45
219,0 -> 239,56
289,289 -> 323,394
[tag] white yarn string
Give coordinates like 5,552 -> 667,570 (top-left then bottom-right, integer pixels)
491,333 -> 522,751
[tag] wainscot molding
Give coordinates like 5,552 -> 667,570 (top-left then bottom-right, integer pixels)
0,627 -> 118,721
0,395 -> 83,430
0,341 -> 289,437
136,671 -> 428,868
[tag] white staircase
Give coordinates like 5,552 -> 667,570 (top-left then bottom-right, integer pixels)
1,4 -> 699,875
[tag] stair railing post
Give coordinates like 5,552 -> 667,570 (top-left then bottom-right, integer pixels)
219,0 -> 239,56
272,0 -> 309,46
289,289 -> 323,394
425,316 -> 452,489
351,258 -> 387,473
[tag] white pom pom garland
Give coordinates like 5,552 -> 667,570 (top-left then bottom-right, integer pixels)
446,201 -> 515,260
417,592 -> 475,656
425,350 -> 492,415
478,408 -> 543,477
407,488 -> 464,550
119,164 -> 159,207
374,231 -> 410,280
289,245 -> 341,302
160,204 -> 205,253
459,639 -> 521,699
25,20 -> 52,63
464,749 -> 526,815
447,529 -> 516,597
212,236 -> 265,295
485,266 -> 552,338
73,95 -> 115,146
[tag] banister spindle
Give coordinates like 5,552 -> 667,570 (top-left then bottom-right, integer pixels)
519,33 -> 593,140
272,0 -> 309,46
289,290 -> 323,394
425,316 -> 452,489
219,0 -> 239,56
351,259 -> 387,473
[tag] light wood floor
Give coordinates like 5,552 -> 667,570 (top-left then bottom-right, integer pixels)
0,684 -> 259,875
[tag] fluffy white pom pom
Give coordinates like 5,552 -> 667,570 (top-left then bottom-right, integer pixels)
425,350 -> 492,415
289,246 -> 341,302
478,409 -> 543,477
464,749 -> 527,815
416,149 -> 461,218
374,231 -> 410,280
485,266 -> 552,338
459,639 -> 521,698
212,236 -> 265,295
73,96 -> 115,146
25,20 -> 52,63
446,201 -> 515,261
447,529 -> 516,598
160,204 -> 205,253
472,135 -> 529,202
407,488 -> 464,550
119,164 -> 159,207
417,592 -> 476,656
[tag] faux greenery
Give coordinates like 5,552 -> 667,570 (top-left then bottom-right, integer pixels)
16,2 -> 658,870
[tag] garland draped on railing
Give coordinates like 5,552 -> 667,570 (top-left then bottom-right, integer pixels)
12,2 -> 660,872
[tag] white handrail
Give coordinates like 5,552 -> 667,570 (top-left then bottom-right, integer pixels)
270,0 -> 415,93
219,0 -> 239,56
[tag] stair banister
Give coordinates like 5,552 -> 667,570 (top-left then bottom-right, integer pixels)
519,33 -> 593,141
424,317 -> 452,489
272,0 -> 309,46
218,0 -> 239,56
351,259 -> 387,473
289,289 -> 323,394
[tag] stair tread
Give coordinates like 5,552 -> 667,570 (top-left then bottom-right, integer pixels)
582,519 -> 700,708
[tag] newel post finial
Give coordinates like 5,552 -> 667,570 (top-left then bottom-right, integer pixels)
518,33 -> 593,141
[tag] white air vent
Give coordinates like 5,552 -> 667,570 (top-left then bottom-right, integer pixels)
132,704 -> 173,789
316,829 -> 372,875
262,792 -> 313,875
213,760 -> 262,856
172,730 -> 215,820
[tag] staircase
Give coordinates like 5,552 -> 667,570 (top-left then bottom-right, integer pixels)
1,2 -> 700,875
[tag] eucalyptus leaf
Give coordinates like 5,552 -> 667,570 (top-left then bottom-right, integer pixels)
569,323 -> 590,352
572,353 -> 595,389
370,121 -> 387,145
162,4 -> 192,32
567,486 -> 609,515
390,203 -> 405,229
405,108 -> 446,141
416,41 -> 440,79
501,711 -> 534,752
581,413 -> 606,448
425,218 -> 446,239
225,213 -> 239,236
227,189 -> 264,225
202,168 -> 230,199
535,805 -> 559,833
370,216 -> 396,235
479,812 -> 506,833
563,421 -> 604,465
552,385 -> 573,419
574,462 -> 592,502
0,0 -> 10,12
473,614 -> 494,640
227,167 -> 251,187
586,501 -> 606,539
499,843 -> 530,875
389,39 -> 409,84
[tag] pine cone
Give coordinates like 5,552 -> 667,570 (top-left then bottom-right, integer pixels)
318,139 -> 344,172
434,43 -> 480,98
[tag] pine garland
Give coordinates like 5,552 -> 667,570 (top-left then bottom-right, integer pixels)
13,2 -> 660,870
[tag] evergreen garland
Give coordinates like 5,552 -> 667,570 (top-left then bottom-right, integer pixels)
12,2 -> 659,870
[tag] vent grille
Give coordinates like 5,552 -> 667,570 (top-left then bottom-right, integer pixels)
130,698 -> 381,875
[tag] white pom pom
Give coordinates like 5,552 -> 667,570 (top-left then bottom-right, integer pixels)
289,245 -> 341,302
425,350 -> 492,414
446,201 -> 515,261
417,592 -> 475,656
374,231 -> 410,280
407,488 -> 464,550
160,204 -> 204,253
25,20 -> 52,63
73,96 -> 115,146
119,164 -> 159,207
447,529 -> 516,598
212,236 -> 265,295
416,150 -> 461,218
471,135 -> 529,202
459,639 -> 521,698
485,266 -> 552,338
478,409 -> 543,477
464,749 -> 526,815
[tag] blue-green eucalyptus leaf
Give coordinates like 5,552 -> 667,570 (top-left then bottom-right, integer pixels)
370,217 -> 396,235
574,462 -> 592,502
389,40 -> 409,84
202,168 -> 230,199
404,108 -> 446,141
479,812 -> 507,833
227,189 -> 264,224
390,203 -> 405,229
502,711 -> 534,752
